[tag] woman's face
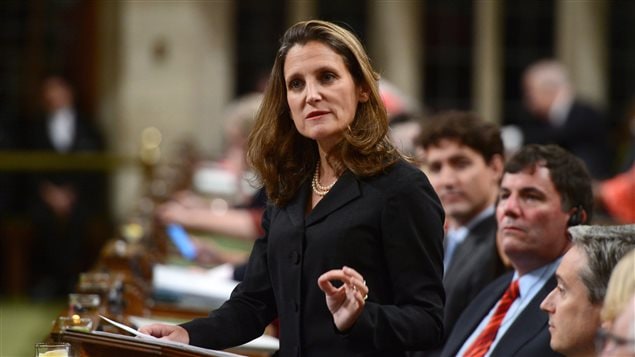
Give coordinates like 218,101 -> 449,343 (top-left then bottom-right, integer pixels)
284,41 -> 369,151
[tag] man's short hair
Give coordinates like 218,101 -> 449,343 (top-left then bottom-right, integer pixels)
568,225 -> 635,304
504,144 -> 593,219
418,111 -> 503,163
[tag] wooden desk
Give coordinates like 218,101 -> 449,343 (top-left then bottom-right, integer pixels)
60,330 -> 239,357
48,234 -> 275,357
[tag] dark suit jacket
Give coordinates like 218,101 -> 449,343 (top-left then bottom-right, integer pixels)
182,160 -> 446,356
521,100 -> 612,179
27,113 -> 104,196
440,271 -> 563,357
443,214 -> 508,337
26,113 -> 106,285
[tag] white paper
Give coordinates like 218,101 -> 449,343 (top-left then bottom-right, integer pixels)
98,315 -> 156,339
152,263 -> 239,309
91,331 -> 245,357
128,315 -> 280,353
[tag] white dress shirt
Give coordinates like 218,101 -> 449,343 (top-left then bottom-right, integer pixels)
47,108 -> 76,153
548,92 -> 573,128
456,257 -> 562,357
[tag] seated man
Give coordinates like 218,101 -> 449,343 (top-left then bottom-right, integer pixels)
441,144 -> 593,357
417,110 -> 508,337
540,224 -> 635,356
520,59 -> 612,179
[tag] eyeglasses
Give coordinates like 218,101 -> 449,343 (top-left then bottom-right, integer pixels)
595,327 -> 635,354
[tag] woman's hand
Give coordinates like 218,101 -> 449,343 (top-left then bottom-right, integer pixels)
317,266 -> 369,332
138,323 -> 190,344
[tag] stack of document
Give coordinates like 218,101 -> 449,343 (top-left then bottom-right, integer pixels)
152,263 -> 239,310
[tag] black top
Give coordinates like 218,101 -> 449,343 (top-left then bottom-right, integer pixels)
182,160 -> 445,356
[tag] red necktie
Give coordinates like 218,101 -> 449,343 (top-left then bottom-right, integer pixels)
462,280 -> 520,357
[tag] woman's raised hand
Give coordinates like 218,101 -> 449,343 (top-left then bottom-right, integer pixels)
317,266 -> 369,332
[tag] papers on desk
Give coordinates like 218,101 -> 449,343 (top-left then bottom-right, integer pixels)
99,314 -> 156,339
129,315 -> 280,354
96,314 -> 244,356
149,264 -> 280,354
90,330 -> 245,357
152,263 -> 239,309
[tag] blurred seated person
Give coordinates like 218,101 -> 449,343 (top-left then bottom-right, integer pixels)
379,79 -> 425,158
540,224 -> 635,356
157,187 -> 265,243
389,112 -> 422,158
157,93 -> 264,278
157,188 -> 266,279
27,74 -> 106,299
597,293 -> 635,357
521,59 -> 612,179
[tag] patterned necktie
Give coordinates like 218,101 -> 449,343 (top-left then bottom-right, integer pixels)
462,280 -> 520,357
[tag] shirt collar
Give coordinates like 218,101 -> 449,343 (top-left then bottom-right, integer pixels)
446,206 -> 495,247
464,205 -> 495,230
512,256 -> 562,298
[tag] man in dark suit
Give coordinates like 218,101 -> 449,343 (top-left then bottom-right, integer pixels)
418,111 -> 509,339
27,75 -> 106,298
441,144 -> 593,357
521,59 -> 612,179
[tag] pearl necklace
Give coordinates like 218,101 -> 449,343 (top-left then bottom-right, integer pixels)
312,161 -> 337,196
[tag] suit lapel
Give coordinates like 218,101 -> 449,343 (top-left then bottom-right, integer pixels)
492,275 -> 557,356
305,170 -> 360,227
284,178 -> 310,227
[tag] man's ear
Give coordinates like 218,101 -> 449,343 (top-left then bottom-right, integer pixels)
567,206 -> 587,227
489,154 -> 505,181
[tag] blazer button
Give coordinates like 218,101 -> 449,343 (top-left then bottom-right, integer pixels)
291,251 -> 301,264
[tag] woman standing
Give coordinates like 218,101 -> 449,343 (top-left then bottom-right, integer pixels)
140,20 -> 445,356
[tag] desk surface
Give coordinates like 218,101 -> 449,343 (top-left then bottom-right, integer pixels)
47,233 -> 276,357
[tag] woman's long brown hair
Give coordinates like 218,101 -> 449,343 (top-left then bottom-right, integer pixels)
246,20 -> 402,207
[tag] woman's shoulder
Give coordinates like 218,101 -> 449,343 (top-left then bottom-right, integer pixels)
379,159 -> 425,178
364,159 -> 430,191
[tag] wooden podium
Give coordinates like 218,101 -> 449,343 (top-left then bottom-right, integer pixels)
60,330 -> 254,357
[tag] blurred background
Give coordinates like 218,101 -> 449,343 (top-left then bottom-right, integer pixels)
1,0 -> 634,355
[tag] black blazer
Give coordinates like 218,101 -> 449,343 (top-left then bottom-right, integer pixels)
26,113 -> 105,214
443,214 -> 508,337
182,160 -> 446,356
521,100 -> 612,179
441,271 -> 563,357
27,113 -> 103,152
27,113 -> 103,183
